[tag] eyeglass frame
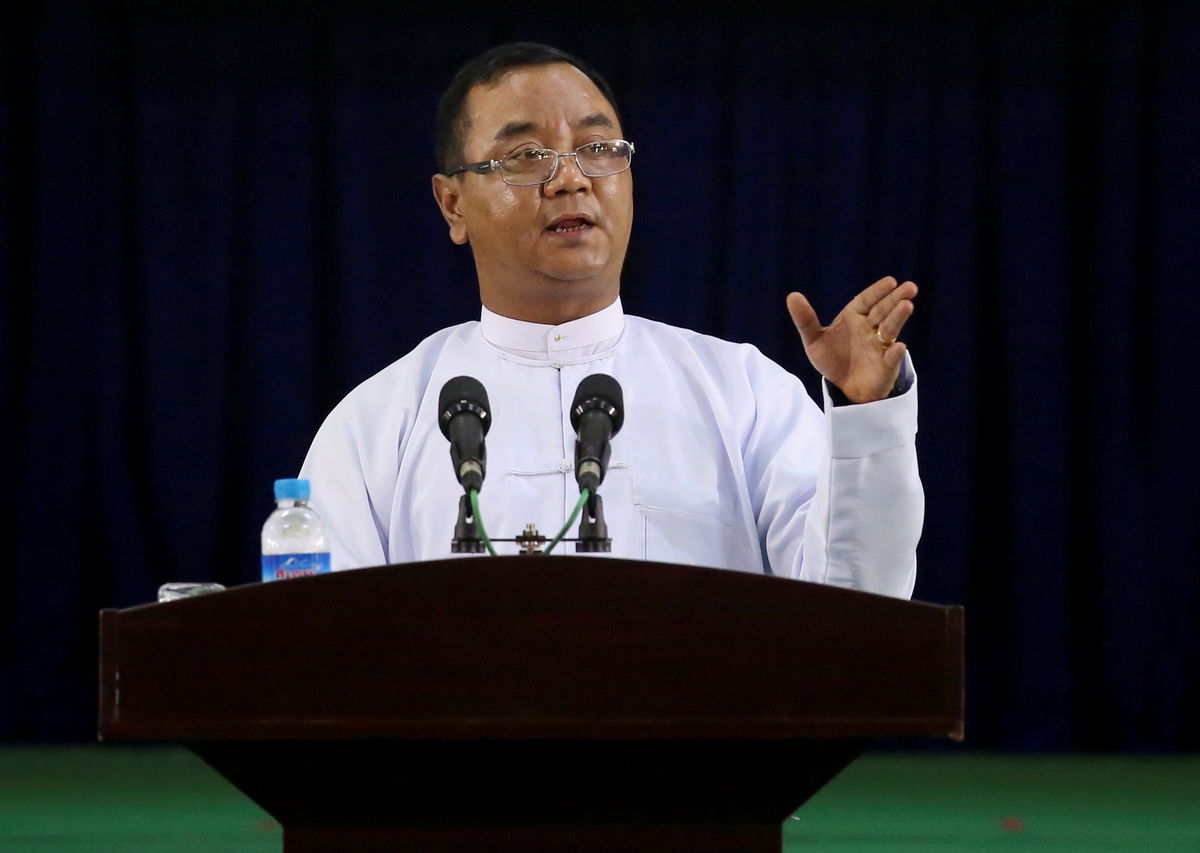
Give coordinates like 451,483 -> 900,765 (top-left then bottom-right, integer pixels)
442,139 -> 636,187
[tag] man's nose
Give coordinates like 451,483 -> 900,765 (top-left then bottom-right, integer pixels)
543,152 -> 591,195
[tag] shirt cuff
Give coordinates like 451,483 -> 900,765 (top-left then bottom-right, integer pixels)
821,354 -> 918,459
825,361 -> 913,407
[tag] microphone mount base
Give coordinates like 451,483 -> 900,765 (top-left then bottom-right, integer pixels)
575,492 -> 612,553
450,494 -> 487,553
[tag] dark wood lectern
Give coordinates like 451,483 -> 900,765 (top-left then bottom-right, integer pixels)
99,558 -> 964,852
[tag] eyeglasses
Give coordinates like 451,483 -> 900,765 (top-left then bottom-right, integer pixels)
444,139 -> 635,186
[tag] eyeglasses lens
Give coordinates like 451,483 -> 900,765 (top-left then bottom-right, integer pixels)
500,149 -> 558,185
578,141 -> 632,177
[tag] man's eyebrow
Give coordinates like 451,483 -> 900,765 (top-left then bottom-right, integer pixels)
575,113 -> 614,131
491,113 -> 615,144
493,121 -> 539,143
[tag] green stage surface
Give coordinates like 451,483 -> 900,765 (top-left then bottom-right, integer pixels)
1,747 -> 1196,852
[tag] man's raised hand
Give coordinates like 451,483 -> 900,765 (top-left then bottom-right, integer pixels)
786,276 -> 918,404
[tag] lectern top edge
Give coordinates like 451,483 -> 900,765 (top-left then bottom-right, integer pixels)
99,557 -> 964,746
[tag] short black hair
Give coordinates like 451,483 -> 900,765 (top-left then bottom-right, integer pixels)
435,42 -> 621,175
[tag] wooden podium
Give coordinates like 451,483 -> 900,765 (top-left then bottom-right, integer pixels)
98,557 -> 964,852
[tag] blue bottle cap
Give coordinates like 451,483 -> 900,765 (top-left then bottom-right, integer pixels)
274,478 -> 311,501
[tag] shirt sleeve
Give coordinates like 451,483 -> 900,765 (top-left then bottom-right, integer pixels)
298,396 -> 394,571
750,355 -> 922,599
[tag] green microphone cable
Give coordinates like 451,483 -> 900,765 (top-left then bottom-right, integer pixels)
544,489 -> 591,556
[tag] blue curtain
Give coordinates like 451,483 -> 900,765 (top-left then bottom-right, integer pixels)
3,1 -> 1197,748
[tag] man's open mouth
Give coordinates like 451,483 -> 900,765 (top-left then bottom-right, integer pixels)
547,216 -> 594,233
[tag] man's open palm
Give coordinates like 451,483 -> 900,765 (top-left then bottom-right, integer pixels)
787,276 -> 918,404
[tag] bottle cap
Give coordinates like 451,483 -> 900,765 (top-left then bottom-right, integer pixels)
274,478 -> 311,501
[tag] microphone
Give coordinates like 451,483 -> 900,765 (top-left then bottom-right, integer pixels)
570,374 -> 624,494
438,376 -> 491,494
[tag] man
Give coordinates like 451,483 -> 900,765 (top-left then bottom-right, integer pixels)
300,42 -> 922,598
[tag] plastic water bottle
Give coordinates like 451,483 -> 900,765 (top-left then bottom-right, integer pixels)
261,478 -> 331,581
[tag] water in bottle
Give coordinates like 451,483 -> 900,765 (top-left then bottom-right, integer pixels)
261,478 -> 331,581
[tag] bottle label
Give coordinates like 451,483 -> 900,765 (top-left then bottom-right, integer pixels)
261,552 -> 332,582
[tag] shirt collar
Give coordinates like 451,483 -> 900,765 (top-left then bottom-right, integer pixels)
480,297 -> 625,359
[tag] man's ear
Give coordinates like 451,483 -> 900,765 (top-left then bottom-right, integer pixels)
432,174 -> 469,245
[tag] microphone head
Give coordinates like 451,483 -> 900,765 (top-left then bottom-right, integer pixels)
570,373 -> 624,435
438,376 -> 491,439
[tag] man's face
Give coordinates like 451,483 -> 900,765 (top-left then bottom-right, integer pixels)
432,63 -> 633,323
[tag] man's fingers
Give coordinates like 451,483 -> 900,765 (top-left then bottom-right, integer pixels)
849,276 -> 899,314
786,292 -> 823,346
876,298 -> 915,344
866,280 -> 918,327
883,341 -> 907,370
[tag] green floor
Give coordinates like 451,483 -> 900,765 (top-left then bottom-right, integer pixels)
1,746 -> 1196,851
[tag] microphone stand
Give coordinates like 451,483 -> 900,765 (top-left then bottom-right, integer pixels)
450,494 -> 486,553
575,492 -> 611,552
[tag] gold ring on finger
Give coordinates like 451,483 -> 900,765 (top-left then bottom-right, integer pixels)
874,327 -> 897,347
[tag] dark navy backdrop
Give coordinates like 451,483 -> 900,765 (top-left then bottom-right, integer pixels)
2,1 -> 1197,748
